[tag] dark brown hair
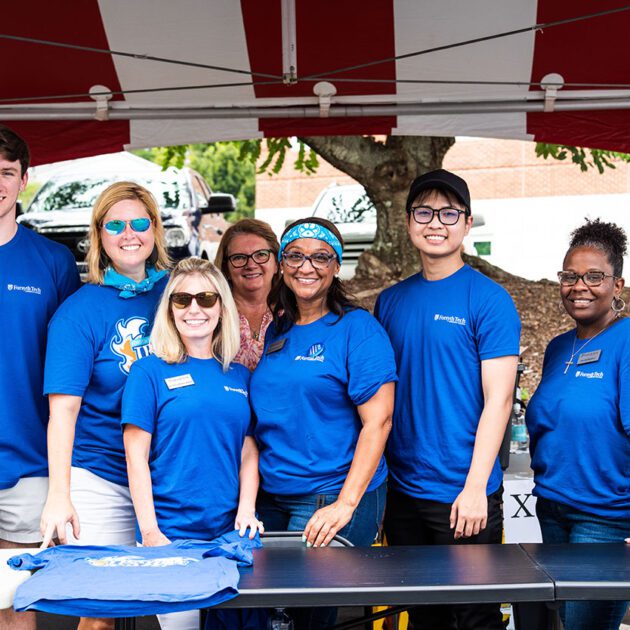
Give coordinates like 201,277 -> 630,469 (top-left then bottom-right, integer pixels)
271,216 -> 358,333
0,125 -> 30,176
214,218 -> 280,286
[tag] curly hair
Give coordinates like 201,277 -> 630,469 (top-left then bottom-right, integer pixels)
270,216 -> 358,333
568,218 -> 628,277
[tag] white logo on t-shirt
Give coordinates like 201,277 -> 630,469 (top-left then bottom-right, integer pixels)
86,555 -> 199,568
224,385 -> 248,397
6,283 -> 42,295
434,313 -> 466,326
575,370 -> 604,379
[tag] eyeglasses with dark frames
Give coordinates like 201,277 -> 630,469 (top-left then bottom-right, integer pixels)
282,251 -> 337,270
410,205 -> 466,226
227,249 -> 272,268
170,292 -> 220,309
102,218 -> 152,235
557,271 -> 617,287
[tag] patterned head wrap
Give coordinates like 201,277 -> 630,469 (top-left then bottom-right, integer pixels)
278,222 -> 343,263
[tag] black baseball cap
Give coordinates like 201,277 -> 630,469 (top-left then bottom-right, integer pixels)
405,169 -> 471,214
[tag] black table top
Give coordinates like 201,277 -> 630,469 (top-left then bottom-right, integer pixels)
220,544 -> 554,608
522,543 -> 630,600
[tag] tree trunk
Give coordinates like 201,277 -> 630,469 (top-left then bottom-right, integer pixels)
300,135 -> 455,278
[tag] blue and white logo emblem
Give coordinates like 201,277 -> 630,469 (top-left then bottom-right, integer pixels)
110,317 -> 151,374
295,342 -> 325,362
308,343 -> 324,358
86,555 -> 199,568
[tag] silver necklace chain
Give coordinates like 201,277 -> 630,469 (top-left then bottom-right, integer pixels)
563,316 -> 617,374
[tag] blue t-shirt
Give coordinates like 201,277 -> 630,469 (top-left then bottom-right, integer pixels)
44,277 -> 168,486
10,529 -> 261,617
375,264 -> 521,503
527,318 -> 630,519
122,355 -> 253,540
0,225 -> 79,490
250,308 -> 397,495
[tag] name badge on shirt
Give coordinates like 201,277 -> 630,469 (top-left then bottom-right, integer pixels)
266,338 -> 286,355
577,349 -> 601,365
164,374 -> 195,389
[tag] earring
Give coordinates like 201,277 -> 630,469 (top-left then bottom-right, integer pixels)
557,300 -> 567,315
612,296 -> 626,313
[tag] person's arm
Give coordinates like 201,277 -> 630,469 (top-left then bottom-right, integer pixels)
123,424 -> 170,547
234,436 -> 264,539
40,394 -> 82,548
303,381 -> 394,547
450,355 -> 518,539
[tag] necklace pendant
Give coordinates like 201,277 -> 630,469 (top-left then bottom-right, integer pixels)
563,359 -> 573,375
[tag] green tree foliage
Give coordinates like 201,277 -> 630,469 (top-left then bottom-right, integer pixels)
535,143 -> 630,174
18,181 -> 42,209
187,143 -> 255,220
134,142 -> 256,220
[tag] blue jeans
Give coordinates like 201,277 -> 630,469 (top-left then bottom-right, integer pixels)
257,482 -> 386,630
536,497 -> 630,630
257,481 -> 386,547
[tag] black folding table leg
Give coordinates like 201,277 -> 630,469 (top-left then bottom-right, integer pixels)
512,601 -> 560,630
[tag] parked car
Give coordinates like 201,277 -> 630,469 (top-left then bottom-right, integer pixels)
18,152 -> 235,275
309,183 -> 491,278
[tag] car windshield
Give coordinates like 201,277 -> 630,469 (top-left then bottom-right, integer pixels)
28,175 -> 189,213
313,187 -> 376,224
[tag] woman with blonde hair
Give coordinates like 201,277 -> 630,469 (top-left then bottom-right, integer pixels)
215,218 -> 280,370
40,181 -> 169,630
122,257 -> 262,630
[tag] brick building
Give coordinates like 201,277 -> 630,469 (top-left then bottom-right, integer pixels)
256,138 -> 630,281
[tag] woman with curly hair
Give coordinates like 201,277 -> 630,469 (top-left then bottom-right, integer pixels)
526,218 -> 629,630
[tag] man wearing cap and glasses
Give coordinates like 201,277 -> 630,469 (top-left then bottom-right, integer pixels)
375,169 -> 521,630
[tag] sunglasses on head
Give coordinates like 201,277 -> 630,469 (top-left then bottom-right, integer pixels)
170,291 -> 220,309
102,218 -> 152,235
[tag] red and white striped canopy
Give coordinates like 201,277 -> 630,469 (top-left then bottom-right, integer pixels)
3,0 -> 630,165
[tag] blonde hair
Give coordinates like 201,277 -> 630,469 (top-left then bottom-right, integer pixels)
150,257 -> 240,370
86,181 -> 170,284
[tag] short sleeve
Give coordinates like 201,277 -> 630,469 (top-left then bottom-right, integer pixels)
373,293 -> 383,321
56,249 -> 81,304
619,334 -> 630,436
44,315 -> 96,396
346,312 -> 398,406
474,285 -> 521,360
121,361 -> 158,434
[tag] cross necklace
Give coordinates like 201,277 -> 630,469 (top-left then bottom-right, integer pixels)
563,317 -> 616,374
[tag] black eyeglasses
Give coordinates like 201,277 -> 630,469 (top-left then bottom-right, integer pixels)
170,292 -> 220,309
227,249 -> 272,268
557,271 -> 617,287
282,251 -> 337,270
410,205 -> 466,226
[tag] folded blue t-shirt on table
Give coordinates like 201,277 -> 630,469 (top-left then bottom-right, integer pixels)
9,530 -> 261,617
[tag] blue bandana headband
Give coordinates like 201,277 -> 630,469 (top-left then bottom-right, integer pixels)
279,222 -> 343,263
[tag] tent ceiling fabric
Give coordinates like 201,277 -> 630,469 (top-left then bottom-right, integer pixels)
2,0 -> 630,165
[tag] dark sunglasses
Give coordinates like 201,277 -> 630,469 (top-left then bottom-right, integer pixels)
102,218 -> 152,235
170,292 -> 220,309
